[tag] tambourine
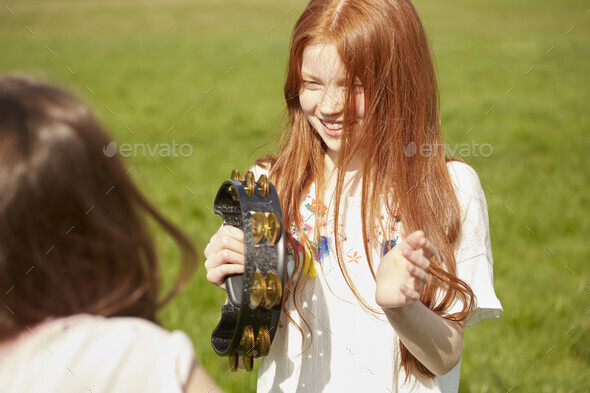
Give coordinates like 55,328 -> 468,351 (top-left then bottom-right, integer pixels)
210,170 -> 286,371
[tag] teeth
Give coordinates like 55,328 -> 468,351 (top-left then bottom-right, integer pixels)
322,121 -> 342,131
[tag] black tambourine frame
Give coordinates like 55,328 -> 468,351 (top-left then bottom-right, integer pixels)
210,170 -> 286,371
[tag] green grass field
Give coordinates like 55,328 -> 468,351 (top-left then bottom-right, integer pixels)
1,0 -> 588,391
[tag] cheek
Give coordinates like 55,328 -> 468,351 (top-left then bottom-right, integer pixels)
298,90 -> 317,116
355,94 -> 365,119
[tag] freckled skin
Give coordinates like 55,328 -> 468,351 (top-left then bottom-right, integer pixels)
298,43 -> 365,159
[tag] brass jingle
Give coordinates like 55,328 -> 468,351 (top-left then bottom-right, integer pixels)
264,270 -> 283,309
240,325 -> 255,356
231,169 -> 242,181
244,171 -> 255,196
243,355 -> 254,372
250,212 -> 266,245
256,174 -> 270,197
228,354 -> 239,372
228,185 -> 239,202
249,271 -> 266,309
266,212 -> 281,246
255,326 -> 271,357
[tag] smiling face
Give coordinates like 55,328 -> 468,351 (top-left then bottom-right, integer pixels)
298,43 -> 365,159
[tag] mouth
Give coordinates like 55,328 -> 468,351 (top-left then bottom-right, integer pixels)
320,119 -> 343,137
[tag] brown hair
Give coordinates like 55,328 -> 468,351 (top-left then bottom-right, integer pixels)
258,0 -> 475,378
0,75 -> 197,341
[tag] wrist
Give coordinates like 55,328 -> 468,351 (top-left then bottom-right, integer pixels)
382,300 -> 422,320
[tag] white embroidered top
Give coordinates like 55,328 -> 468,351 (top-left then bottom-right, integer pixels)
256,161 -> 502,393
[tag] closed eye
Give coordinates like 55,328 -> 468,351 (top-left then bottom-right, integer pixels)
302,80 -> 322,91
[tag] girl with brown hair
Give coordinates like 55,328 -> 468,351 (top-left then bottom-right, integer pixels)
204,0 -> 502,391
0,75 -> 222,393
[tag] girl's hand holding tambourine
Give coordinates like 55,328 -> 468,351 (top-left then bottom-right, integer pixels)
375,230 -> 437,309
204,225 -> 246,289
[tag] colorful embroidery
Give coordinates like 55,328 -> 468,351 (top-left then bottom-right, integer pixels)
381,239 -> 397,257
317,236 -> 330,262
305,198 -> 328,216
301,247 -> 318,278
331,222 -> 347,243
292,192 -> 408,279
369,224 -> 385,251
347,251 -> 362,264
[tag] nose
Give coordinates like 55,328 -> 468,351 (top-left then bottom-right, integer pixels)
318,87 -> 344,117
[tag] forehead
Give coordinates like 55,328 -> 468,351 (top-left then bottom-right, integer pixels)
301,43 -> 346,80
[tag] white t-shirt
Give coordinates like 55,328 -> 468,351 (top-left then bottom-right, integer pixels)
256,161 -> 502,393
0,314 -> 194,393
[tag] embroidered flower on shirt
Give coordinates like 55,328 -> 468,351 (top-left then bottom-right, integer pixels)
381,239 -> 398,257
316,236 -> 330,262
347,251 -> 362,264
330,222 -> 347,243
306,198 -> 328,216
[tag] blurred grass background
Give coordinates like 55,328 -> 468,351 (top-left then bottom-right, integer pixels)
1,0 -> 588,392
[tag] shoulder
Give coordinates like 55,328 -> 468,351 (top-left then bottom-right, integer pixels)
96,315 -> 193,349
43,314 -> 194,361
82,315 -> 194,365
25,314 -> 191,345
0,315 -> 194,392
446,161 -> 484,193
446,160 -> 488,208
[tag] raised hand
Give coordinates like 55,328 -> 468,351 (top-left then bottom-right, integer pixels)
375,230 -> 437,309
204,225 -> 246,289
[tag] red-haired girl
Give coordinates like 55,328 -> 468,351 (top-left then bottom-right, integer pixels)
205,1 -> 502,391
0,75 -> 222,393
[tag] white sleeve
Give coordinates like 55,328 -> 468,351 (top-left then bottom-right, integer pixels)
156,330 -> 194,392
104,319 -> 196,393
447,161 -> 502,326
98,318 -> 195,393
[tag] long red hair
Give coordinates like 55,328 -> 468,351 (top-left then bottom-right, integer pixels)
257,0 -> 475,379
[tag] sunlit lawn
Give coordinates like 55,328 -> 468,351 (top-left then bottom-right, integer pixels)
1,0 -> 588,391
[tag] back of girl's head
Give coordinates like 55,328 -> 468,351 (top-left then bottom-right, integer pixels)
0,75 -> 197,340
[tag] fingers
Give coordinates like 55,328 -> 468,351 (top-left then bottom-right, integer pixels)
400,285 -> 421,302
402,237 -> 431,293
204,226 -> 246,287
402,248 -> 430,272
204,248 -> 245,270
205,226 -> 244,259
406,262 -> 429,283
419,237 -> 437,260
404,230 -> 437,259
378,230 -> 437,307
205,226 -> 244,255
402,248 -> 429,294
206,263 -> 245,288
404,230 -> 425,251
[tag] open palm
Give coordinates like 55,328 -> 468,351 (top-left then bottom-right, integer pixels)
375,231 -> 437,308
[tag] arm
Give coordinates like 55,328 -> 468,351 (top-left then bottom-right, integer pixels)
185,364 -> 225,393
375,231 -> 464,376
383,301 -> 464,376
